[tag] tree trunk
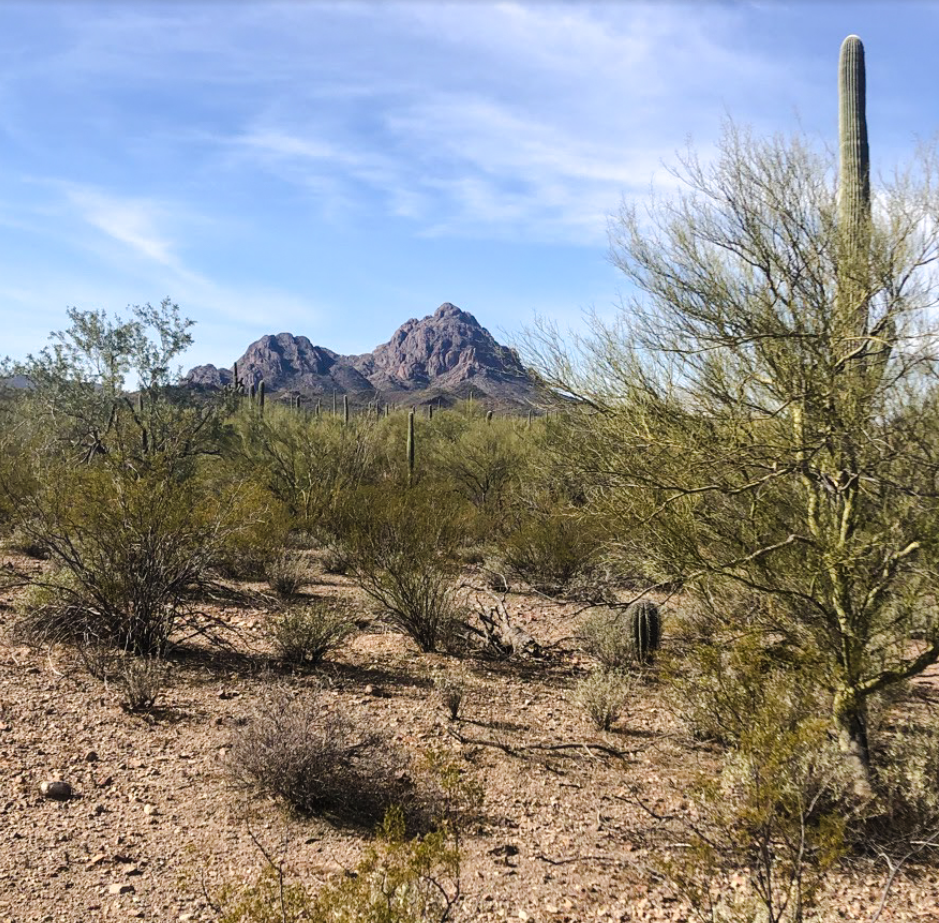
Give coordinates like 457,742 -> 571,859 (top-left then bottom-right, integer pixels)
833,689 -> 873,799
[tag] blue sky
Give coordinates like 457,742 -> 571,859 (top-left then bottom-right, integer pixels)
1,1 -> 938,370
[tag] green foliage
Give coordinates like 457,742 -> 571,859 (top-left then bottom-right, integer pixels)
332,487 -> 468,652
578,607 -> 633,670
206,478 -> 292,580
14,459 -> 238,655
661,713 -> 850,923
871,711 -> 939,841
234,405 -> 382,528
265,601 -> 355,666
264,550 -> 309,599
218,806 -> 461,923
499,506 -> 601,596
665,619 -> 826,748
428,417 -> 527,511
569,668 -> 636,731
526,120 -> 939,790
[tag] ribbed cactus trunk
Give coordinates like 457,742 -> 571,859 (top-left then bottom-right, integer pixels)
258,380 -> 265,414
342,394 -> 349,425
838,34 -> 871,341
406,410 -> 415,487
834,35 -> 876,799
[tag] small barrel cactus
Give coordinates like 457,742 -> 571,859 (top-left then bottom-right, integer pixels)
628,599 -> 661,663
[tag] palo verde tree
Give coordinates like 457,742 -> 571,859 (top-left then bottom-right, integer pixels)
527,37 -> 939,794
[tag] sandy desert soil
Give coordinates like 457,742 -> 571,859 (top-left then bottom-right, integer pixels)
0,551 -> 937,923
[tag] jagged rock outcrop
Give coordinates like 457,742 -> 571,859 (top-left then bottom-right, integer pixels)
186,303 -> 540,407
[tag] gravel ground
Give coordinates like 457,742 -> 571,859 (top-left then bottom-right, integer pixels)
1,553 -> 937,922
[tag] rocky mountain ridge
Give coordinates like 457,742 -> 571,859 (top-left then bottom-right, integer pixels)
186,303 -> 540,407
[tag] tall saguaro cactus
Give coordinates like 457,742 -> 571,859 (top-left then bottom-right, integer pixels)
838,34 -> 871,339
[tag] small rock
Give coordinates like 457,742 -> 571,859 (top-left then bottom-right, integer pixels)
364,684 -> 375,696
108,883 -> 134,896
39,780 -> 72,801
143,804 -> 158,816
85,751 -> 99,763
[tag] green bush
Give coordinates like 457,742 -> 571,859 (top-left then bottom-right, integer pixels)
332,488 -> 467,652
578,606 -> 635,670
569,668 -> 636,731
264,550 -> 309,599
871,712 -> 939,840
499,508 -> 601,596
218,807 -> 461,923
15,462 -> 222,655
265,601 -> 355,666
208,479 -> 292,580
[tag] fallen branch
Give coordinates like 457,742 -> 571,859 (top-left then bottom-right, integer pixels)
446,725 -> 642,762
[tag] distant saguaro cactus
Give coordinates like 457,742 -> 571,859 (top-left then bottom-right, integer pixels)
486,410 -> 493,425
343,394 -> 349,425
258,380 -> 266,413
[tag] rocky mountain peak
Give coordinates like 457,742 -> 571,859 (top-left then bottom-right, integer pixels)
185,302 -> 538,407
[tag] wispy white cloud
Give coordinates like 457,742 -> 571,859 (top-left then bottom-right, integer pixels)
63,186 -> 178,267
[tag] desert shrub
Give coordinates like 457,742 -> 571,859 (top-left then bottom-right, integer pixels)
265,601 -> 355,666
264,550 -> 308,599
14,455 -> 287,656
228,689 -> 411,827
669,644 -> 805,746
661,713 -> 851,923
234,407 -> 384,526
319,539 -> 352,575
332,487 -> 467,652
871,713 -> 939,841
3,522 -> 49,560
664,618 -> 826,748
12,569 -> 86,645
429,419 -> 527,511
209,479 -> 292,580
218,806 -> 462,923
578,606 -> 635,670
433,669 -> 469,721
570,668 -> 636,731
499,508 -> 601,596
114,655 -> 168,712
16,463 -> 219,655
